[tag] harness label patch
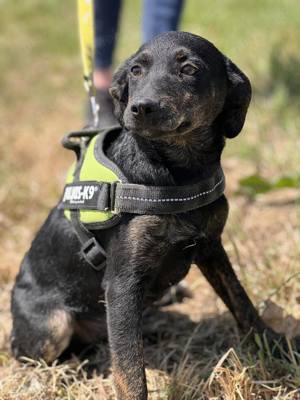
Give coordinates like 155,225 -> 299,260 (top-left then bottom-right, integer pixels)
63,184 -> 98,204
58,181 -> 113,211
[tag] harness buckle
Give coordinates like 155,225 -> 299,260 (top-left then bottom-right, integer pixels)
110,181 -> 120,214
81,237 -> 106,271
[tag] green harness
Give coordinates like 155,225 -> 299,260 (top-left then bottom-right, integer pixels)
59,127 -> 225,270
63,127 -> 124,229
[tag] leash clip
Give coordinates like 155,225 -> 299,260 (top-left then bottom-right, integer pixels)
90,95 -> 100,128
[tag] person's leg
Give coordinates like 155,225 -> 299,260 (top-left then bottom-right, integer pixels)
143,0 -> 184,43
93,0 -> 121,90
91,0 -> 121,127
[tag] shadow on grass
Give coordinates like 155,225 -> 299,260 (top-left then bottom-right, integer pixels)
16,302 -> 299,398
60,307 -> 239,379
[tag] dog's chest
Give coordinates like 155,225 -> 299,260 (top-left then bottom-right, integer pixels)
125,198 -> 228,303
144,239 -> 196,304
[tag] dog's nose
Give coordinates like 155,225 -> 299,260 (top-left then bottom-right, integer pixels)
130,100 -> 157,117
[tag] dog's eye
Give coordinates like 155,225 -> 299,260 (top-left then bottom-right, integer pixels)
131,65 -> 142,76
180,64 -> 198,76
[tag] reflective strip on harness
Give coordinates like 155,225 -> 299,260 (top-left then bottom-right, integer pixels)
113,168 -> 225,214
60,168 -> 225,215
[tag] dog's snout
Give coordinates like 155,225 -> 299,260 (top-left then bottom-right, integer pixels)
130,100 -> 158,117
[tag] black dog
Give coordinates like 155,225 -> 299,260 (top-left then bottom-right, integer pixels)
11,32 -> 291,400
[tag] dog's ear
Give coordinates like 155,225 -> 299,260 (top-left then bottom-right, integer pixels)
109,58 -> 132,125
216,56 -> 252,138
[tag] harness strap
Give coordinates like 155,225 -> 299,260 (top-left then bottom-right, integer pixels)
59,166 -> 225,215
65,129 -> 107,271
71,211 -> 106,271
114,167 -> 225,214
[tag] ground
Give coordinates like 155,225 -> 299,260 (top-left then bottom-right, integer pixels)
0,1 -> 300,399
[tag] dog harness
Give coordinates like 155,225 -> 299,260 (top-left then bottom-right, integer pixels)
59,126 -> 225,270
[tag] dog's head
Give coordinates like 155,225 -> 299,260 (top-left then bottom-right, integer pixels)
110,32 -> 251,140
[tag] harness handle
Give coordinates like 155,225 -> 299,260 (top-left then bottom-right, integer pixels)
61,128 -> 101,159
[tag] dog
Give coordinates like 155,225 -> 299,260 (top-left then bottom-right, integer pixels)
11,32 -> 292,400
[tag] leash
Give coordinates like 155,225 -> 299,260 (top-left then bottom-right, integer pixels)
77,0 -> 99,127
73,1 -> 106,269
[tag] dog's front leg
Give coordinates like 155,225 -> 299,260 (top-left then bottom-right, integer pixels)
195,239 -> 300,355
105,265 -> 147,400
195,239 -> 273,335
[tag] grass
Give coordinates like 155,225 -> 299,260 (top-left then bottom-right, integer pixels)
0,0 -> 300,398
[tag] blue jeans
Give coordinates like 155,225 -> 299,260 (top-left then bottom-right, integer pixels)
94,0 -> 184,69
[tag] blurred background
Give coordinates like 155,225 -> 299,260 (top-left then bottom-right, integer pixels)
0,1 -> 300,398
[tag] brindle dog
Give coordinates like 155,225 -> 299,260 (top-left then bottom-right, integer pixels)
11,32 -> 294,400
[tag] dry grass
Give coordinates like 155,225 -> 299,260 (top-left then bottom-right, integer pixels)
1,188 -> 300,399
1,0 -> 300,398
